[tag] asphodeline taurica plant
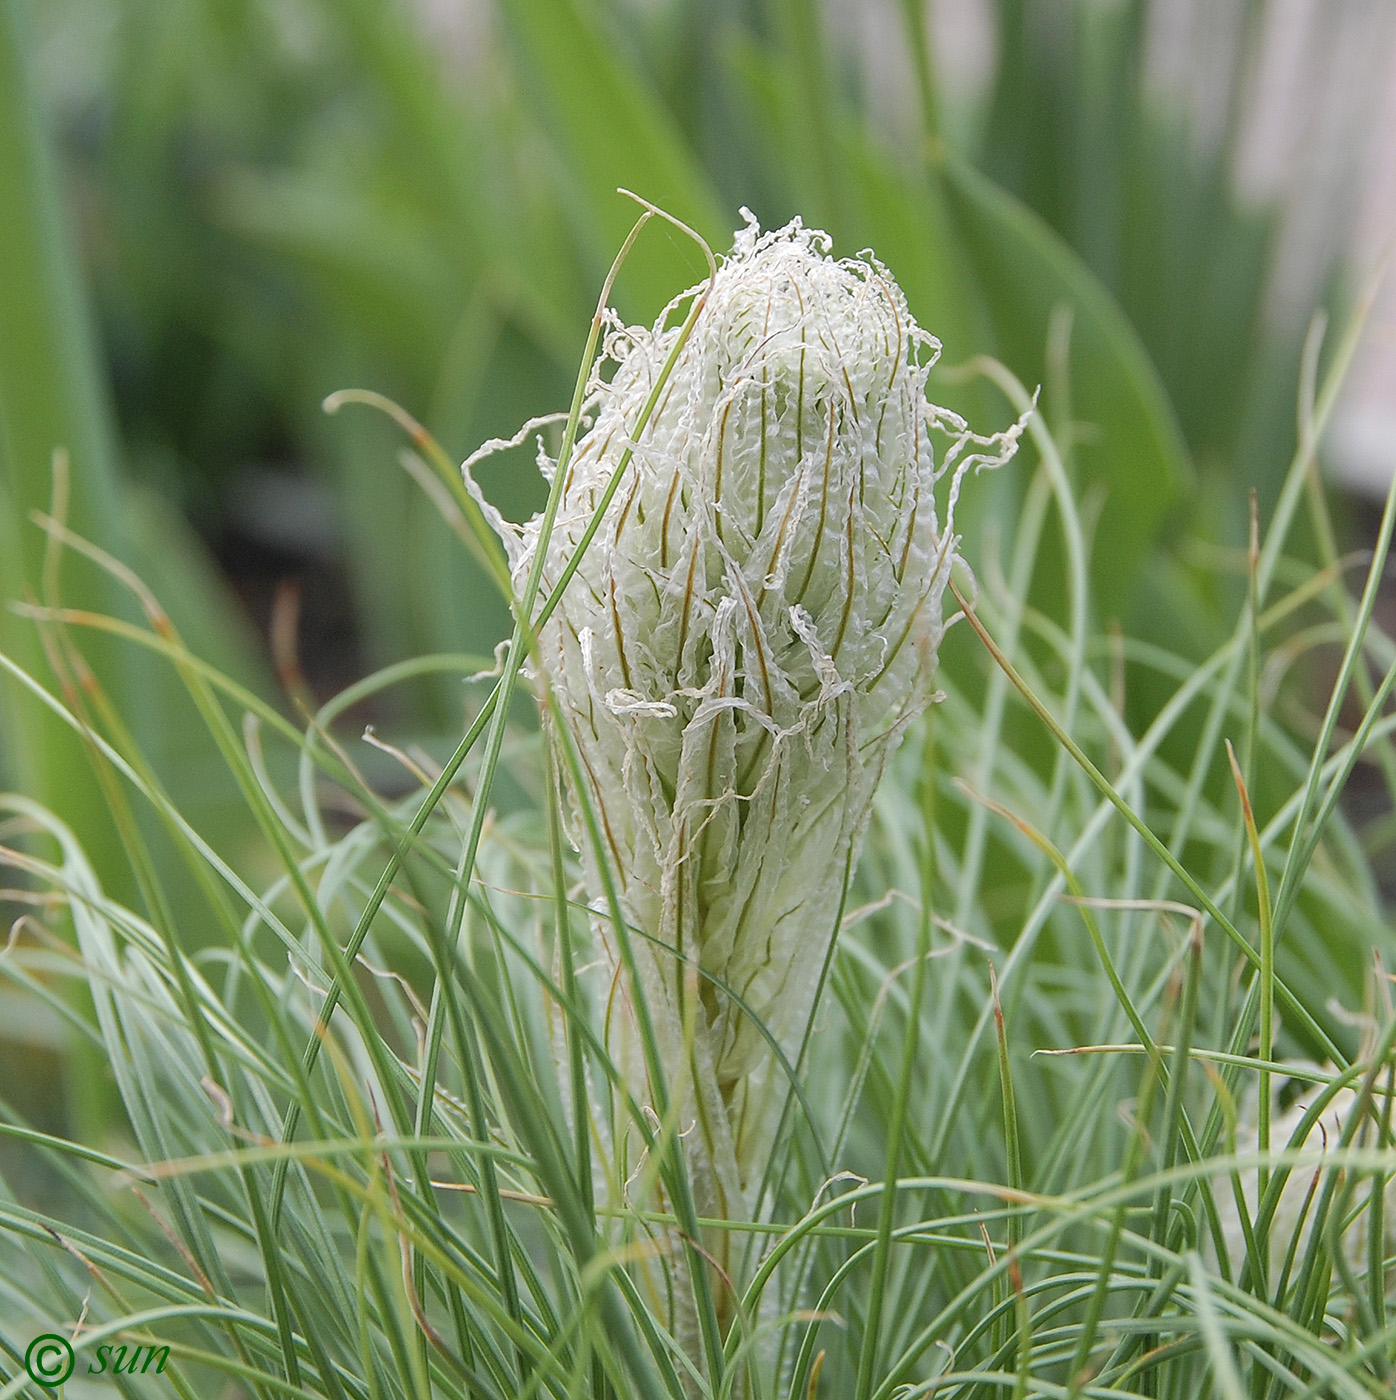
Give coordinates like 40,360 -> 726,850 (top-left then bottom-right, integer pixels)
471,213 -> 1024,1229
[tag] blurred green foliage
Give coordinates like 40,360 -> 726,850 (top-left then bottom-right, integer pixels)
1,0 -> 1363,885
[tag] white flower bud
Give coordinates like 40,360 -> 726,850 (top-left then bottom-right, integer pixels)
473,213 -> 1024,1208
1214,1065 -> 1396,1287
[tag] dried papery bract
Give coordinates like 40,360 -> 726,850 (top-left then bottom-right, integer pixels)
468,210 -> 1024,1295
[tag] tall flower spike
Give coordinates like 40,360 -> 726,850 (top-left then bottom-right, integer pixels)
471,212 -> 1025,1221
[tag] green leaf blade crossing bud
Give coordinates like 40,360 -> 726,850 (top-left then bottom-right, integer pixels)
474,213 -> 1024,1209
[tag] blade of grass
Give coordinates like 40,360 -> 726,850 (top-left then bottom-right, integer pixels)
948,573 -> 1338,1062
852,873 -> 933,1400
1266,452 -> 1396,947
1225,739 -> 1273,1214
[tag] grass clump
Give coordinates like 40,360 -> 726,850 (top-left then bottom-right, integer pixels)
2,211 -> 1395,1400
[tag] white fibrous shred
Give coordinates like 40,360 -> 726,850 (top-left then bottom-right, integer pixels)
471,212 -> 1026,1211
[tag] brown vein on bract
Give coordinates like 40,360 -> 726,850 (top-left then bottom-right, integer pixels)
831,476 -> 859,663
575,739 -> 626,874
863,511 -> 893,562
713,396 -> 735,547
758,285 -> 774,535
612,472 -> 640,543
872,276 -> 903,470
660,469 -> 682,570
610,575 -> 633,690
755,453 -> 807,612
675,535 -> 701,672
896,421 -> 922,583
737,583 -> 775,718
744,772 -> 789,991
726,750 -> 787,995
867,546 -> 944,690
696,644 -> 732,932
810,284 -> 855,473
841,361 -> 858,422
641,570 -> 662,620
736,722 -> 771,800
588,425 -> 620,480
792,406 -> 837,607
651,373 -> 679,436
